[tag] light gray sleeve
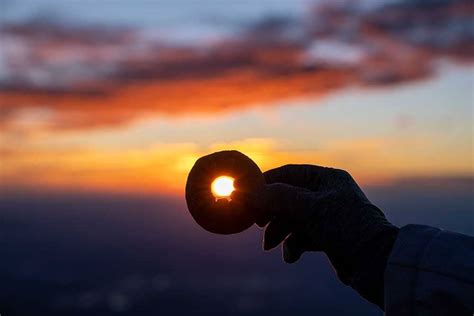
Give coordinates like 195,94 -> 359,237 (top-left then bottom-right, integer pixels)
384,224 -> 474,316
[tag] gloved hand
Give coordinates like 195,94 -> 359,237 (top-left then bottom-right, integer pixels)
257,164 -> 399,310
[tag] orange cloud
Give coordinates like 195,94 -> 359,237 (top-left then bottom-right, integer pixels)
1,0 -> 472,131
0,68 -> 352,130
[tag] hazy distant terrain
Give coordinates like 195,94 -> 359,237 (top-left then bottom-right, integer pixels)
1,178 -> 472,315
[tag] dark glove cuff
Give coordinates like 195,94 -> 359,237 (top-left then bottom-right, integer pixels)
350,224 -> 399,310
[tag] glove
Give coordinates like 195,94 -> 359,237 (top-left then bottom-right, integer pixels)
257,164 -> 399,310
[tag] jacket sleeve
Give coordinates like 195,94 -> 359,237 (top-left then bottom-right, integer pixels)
384,224 -> 474,316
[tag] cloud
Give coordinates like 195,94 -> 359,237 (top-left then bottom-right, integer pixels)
0,0 -> 472,131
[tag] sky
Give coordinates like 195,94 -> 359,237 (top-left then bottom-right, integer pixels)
0,0 -> 473,195
0,1 -> 473,315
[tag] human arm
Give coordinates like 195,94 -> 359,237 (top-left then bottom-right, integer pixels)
385,224 -> 474,315
258,164 -> 474,314
258,164 -> 399,309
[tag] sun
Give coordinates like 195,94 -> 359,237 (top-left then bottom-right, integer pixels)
211,176 -> 235,199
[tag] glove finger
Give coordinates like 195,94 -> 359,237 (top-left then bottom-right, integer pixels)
264,183 -> 316,225
230,189 -> 269,227
263,219 -> 292,251
263,164 -> 329,191
282,233 -> 306,263
264,183 -> 302,218
255,214 -> 272,228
